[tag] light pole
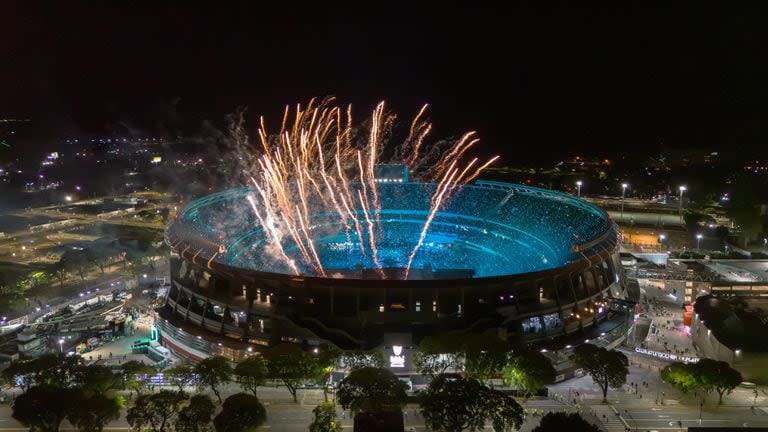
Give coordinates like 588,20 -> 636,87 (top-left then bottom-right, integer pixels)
659,233 -> 666,251
696,233 -> 703,250
621,183 -> 628,220
58,338 -> 64,353
576,180 -> 582,197
678,185 -> 687,223
699,399 -> 704,424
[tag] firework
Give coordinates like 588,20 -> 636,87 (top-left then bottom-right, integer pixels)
242,98 -> 498,279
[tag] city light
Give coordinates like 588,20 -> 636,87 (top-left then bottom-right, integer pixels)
678,185 -> 687,223
620,183 -> 628,219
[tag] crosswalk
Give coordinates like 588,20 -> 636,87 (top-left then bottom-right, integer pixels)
592,404 -> 628,432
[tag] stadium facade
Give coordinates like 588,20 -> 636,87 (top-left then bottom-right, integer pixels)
157,179 -> 625,362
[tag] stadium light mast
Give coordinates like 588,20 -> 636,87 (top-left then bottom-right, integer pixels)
620,183 -> 628,220
679,185 -> 687,223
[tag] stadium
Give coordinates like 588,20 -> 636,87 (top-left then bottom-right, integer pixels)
159,175 -> 625,362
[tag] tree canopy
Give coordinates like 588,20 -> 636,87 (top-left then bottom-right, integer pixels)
697,359 -> 743,404
662,359 -> 742,404
309,401 -> 343,432
67,392 -> 123,432
502,349 -> 556,397
213,393 -> 267,432
8,355 -> 123,432
164,364 -> 198,394
234,356 -> 268,397
532,412 -> 600,432
176,394 -> 216,432
336,367 -> 408,414
338,350 -> 386,371
195,356 -> 233,404
121,360 -> 156,396
413,333 -> 465,376
420,375 -> 524,432
126,390 -> 187,432
264,343 -> 320,403
570,344 -> 628,403
12,385 -> 77,432
461,333 -> 510,384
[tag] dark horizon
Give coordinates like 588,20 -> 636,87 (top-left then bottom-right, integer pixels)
3,4 -> 768,161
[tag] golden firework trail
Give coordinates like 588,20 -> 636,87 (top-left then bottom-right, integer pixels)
243,98 -> 498,278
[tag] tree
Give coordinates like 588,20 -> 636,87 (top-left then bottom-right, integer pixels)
195,356 -> 233,404
725,178 -> 766,246
31,353 -> 82,387
234,356 -> 268,397
61,249 -> 92,281
12,385 -> 76,432
67,392 -> 123,432
420,375 -> 524,432
661,362 -> 702,394
570,344 -> 628,403
338,350 -> 386,370
213,393 -> 267,432
312,344 -> 342,401
264,343 -> 318,403
661,359 -> 742,405
176,394 -> 216,432
462,333 -> 510,384
413,333 -> 465,376
84,244 -> 115,274
532,412 -> 600,432
336,367 -> 408,415
310,401 -> 343,432
164,364 -> 198,394
502,349 -> 556,397
52,259 -> 68,290
121,360 -> 156,396
696,359 -> 742,404
73,364 -> 121,396
126,390 -> 187,432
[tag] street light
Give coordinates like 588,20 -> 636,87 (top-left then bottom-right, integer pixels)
659,233 -> 666,250
621,183 -> 628,220
678,185 -> 687,222
696,233 -> 703,250
58,338 -> 64,353
576,180 -> 582,197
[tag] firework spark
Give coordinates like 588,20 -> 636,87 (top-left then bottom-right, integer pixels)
242,98 -> 498,279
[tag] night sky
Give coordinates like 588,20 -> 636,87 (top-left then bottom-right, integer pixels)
3,4 -> 768,160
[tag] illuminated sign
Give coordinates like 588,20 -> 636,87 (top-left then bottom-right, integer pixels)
151,156 -> 162,163
389,345 -> 405,368
634,347 -> 699,364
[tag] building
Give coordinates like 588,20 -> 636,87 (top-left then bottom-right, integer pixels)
691,295 -> 768,384
158,180 -> 626,362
